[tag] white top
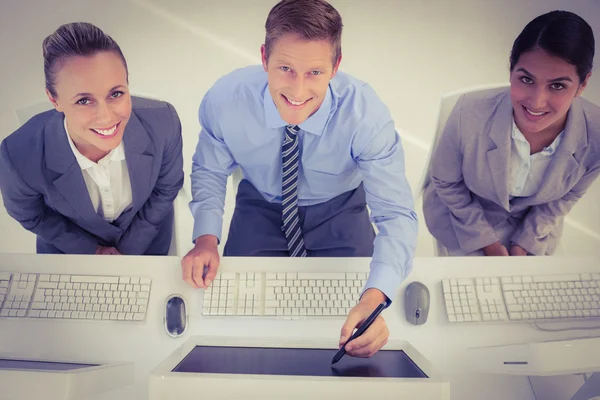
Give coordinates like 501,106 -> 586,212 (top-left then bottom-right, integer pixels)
508,121 -> 563,198
64,119 -> 132,222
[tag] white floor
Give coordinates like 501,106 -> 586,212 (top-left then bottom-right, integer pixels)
0,0 -> 599,257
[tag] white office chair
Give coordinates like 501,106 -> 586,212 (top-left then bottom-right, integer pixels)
416,83 -> 509,200
13,99 -> 53,125
230,166 -> 243,197
418,84 -> 505,256
570,372 -> 600,400
12,97 -> 184,256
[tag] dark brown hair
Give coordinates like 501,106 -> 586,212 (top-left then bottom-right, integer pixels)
510,11 -> 594,83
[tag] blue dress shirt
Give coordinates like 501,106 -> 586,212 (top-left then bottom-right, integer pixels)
190,65 -> 418,300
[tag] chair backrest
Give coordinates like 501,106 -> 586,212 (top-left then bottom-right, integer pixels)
415,83 -> 509,199
231,167 -> 243,196
570,372 -> 600,400
14,100 -> 53,126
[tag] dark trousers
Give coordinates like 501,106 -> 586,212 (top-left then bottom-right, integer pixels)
224,180 -> 375,257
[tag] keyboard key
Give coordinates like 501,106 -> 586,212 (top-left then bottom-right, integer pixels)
298,273 -> 346,280
139,277 -> 151,285
509,312 -> 522,320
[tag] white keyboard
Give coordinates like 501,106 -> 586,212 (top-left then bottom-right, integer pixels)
0,272 -> 151,321
442,273 -> 600,323
202,272 -> 367,316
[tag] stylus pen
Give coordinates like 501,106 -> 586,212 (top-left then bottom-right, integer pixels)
331,300 -> 388,365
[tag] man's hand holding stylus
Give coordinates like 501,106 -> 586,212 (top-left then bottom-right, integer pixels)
339,288 -> 389,358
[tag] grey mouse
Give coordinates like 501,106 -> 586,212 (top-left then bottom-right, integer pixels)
164,294 -> 188,337
404,281 -> 430,325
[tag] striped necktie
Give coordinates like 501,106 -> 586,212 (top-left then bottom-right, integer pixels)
281,125 -> 307,257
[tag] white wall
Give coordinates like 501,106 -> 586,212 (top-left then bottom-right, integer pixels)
0,0 -> 599,256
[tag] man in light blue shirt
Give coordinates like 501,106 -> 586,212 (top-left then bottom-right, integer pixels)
182,0 -> 418,358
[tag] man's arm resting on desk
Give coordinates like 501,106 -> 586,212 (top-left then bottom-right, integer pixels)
182,91 -> 237,289
188,89 -> 237,241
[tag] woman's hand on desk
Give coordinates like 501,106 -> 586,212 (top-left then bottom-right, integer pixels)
483,241 -> 509,256
181,234 -> 220,289
339,288 -> 389,358
96,246 -> 122,255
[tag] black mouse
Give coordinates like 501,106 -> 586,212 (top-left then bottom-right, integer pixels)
164,295 -> 187,337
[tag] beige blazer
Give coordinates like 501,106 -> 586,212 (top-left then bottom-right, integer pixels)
423,87 -> 600,255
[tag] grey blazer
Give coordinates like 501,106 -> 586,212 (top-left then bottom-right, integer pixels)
423,88 -> 600,255
0,97 -> 184,255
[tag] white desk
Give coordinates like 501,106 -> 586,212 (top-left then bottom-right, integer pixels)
1,254 -> 598,400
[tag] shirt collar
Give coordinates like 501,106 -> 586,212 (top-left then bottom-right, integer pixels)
64,117 -> 125,168
263,84 -> 332,136
511,121 -> 563,156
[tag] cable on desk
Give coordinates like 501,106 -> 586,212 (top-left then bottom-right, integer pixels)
532,323 -> 600,332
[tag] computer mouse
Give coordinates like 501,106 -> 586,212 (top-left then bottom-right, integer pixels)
404,281 -> 430,325
164,294 -> 188,338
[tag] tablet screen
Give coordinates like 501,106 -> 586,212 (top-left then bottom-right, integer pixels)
0,359 -> 97,371
172,346 -> 427,378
